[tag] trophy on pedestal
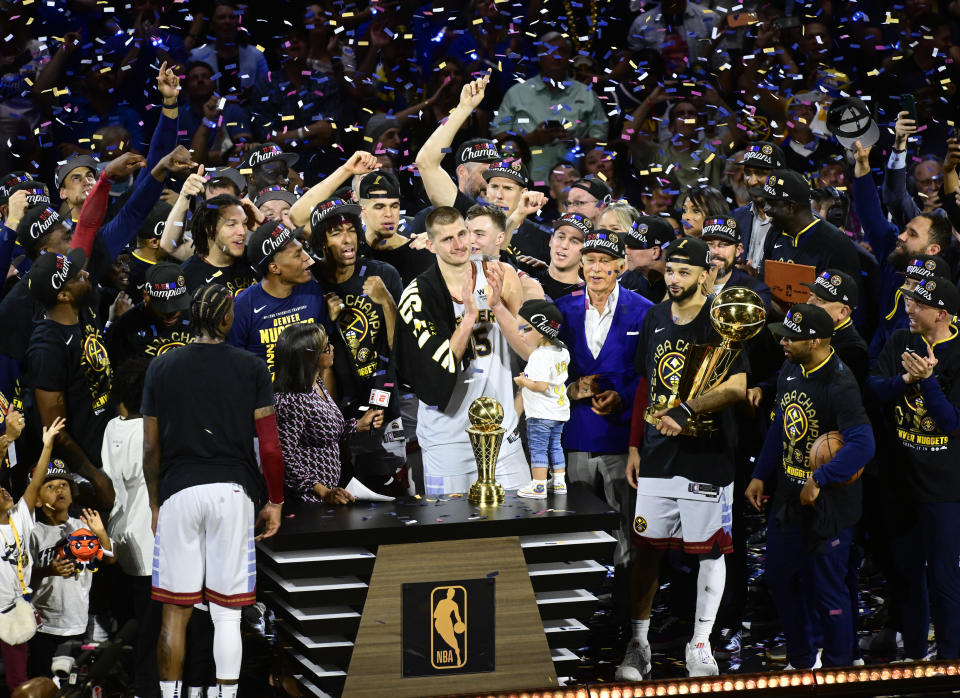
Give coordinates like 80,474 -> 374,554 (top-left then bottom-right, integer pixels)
466,397 -> 505,507
645,286 -> 766,436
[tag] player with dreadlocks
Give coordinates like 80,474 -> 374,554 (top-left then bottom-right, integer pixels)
142,283 -> 284,698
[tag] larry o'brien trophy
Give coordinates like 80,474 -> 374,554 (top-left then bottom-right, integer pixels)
645,286 -> 766,436
466,397 -> 506,506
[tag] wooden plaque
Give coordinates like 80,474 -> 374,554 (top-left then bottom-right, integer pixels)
343,537 -> 557,697
764,259 -> 817,305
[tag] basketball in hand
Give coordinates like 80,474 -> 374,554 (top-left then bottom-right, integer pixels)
454,622 -> 466,634
809,431 -> 862,485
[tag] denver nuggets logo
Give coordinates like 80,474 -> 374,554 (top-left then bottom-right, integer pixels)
926,280 -> 937,292
830,275 -> 841,286
924,259 -> 936,271
638,224 -> 649,234
920,416 -> 936,432
791,311 -> 803,324
634,516 -> 648,534
339,308 -> 370,349
726,218 -> 735,228
762,144 -> 773,155
82,335 -> 109,373
608,232 -> 619,244
766,174 -> 777,186
783,403 -> 808,442
657,352 -> 685,390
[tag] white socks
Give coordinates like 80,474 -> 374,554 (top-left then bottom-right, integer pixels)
210,604 -> 243,681
552,471 -> 566,487
693,556 -> 726,645
160,681 -> 181,698
631,618 -> 651,646
216,684 -> 238,698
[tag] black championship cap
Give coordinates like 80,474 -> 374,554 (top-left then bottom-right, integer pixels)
902,276 -> 960,315
0,171 -> 32,205
902,254 -> 950,282
482,160 -> 529,187
247,220 -> 297,272
311,198 -> 362,236
826,97 -> 879,150
769,303 -> 834,340
138,201 -> 173,240
701,217 -> 741,245
456,138 -> 501,166
569,175 -> 613,203
358,170 -> 401,199
518,298 -> 565,347
40,459 -> 75,484
9,181 -> 51,208
552,212 -> 592,238
204,167 -> 246,194
145,262 -> 191,313
54,154 -> 99,190
741,142 -> 787,169
748,169 -> 811,202
241,144 -> 299,172
582,229 -> 625,259
17,205 -> 68,256
254,186 -> 298,208
804,268 -> 858,308
665,237 -> 711,269
26,248 -> 86,307
628,216 -> 676,250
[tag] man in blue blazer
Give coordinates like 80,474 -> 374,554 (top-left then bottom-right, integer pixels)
556,229 -> 653,570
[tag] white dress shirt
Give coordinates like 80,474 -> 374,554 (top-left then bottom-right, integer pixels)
584,283 -> 620,358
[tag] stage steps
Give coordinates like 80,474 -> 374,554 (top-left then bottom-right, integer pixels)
260,529 -> 615,695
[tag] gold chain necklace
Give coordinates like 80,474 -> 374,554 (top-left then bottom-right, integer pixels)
561,0 -> 598,52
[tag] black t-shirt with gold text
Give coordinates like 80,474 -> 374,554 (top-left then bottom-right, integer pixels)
105,303 -> 195,369
634,299 -> 747,487
24,316 -> 113,468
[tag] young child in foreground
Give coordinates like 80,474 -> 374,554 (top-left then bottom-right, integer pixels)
514,299 -> 570,500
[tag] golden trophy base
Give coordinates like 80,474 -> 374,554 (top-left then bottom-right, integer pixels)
643,406 -> 716,438
467,478 -> 505,507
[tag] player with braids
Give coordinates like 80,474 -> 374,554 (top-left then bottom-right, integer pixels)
143,282 -> 284,698
180,195 -> 259,296
191,283 -> 233,340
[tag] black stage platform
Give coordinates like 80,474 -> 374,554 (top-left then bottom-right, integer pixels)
257,484 -> 619,695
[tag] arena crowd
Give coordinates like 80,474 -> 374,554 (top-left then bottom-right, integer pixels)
1,0 -> 960,695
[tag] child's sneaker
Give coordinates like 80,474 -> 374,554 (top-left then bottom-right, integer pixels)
551,479 -> 567,495
517,480 -> 547,499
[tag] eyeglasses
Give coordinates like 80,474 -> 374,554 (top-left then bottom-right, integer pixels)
566,198 -> 597,209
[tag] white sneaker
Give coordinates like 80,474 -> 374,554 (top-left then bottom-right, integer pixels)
517,481 -> 547,499
685,640 -> 719,677
785,654 -> 822,670
615,640 -> 651,680
551,478 -> 567,495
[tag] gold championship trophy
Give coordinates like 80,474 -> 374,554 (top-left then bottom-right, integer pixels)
466,397 -> 505,506
645,287 -> 766,436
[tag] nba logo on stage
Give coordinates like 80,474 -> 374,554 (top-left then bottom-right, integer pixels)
401,578 -> 495,677
430,585 -> 467,669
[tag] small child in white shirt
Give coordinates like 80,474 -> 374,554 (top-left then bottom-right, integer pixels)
514,300 -> 570,499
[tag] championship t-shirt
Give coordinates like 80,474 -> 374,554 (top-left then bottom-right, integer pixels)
125,252 -> 155,297
227,279 -> 329,377
872,327 -> 960,502
30,516 -> 102,636
315,259 -> 403,421
634,299 -> 747,488
105,303 -> 194,369
521,344 -> 570,421
180,255 -> 258,296
24,318 -> 113,468
0,499 -> 34,612
141,342 -> 274,505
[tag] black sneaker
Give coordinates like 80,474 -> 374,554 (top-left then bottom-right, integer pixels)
765,640 -> 787,663
649,614 -> 693,650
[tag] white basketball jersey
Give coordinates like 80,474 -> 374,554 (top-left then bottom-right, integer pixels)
417,262 -> 520,460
